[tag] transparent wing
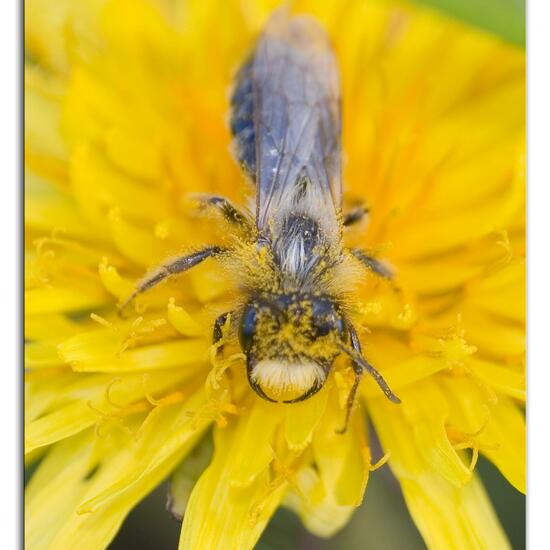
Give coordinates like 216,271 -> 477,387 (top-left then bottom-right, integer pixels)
252,12 -> 342,234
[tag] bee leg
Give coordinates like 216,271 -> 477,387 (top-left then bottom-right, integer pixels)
343,205 -> 369,226
337,322 -> 400,433
350,248 -> 393,279
194,194 -> 252,229
119,246 -> 226,313
336,323 -> 365,434
212,311 -> 232,357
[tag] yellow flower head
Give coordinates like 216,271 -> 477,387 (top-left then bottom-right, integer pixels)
25,1 -> 525,549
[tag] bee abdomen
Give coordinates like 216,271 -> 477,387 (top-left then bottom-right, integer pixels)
230,57 -> 256,181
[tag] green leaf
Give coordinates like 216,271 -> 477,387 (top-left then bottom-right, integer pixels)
409,0 -> 525,46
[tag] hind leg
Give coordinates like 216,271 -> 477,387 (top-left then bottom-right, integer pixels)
350,248 -> 393,279
343,205 -> 369,227
192,194 -> 252,230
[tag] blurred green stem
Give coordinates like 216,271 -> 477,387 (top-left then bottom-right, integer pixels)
408,0 -> 525,46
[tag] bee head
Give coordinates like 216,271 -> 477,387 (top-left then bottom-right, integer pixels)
239,293 -> 346,402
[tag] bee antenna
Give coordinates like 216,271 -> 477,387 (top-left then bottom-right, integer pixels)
337,342 -> 401,405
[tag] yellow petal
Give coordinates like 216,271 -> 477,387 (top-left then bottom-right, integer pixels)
313,391 -> 369,508
465,260 -> 525,323
105,125 -> 163,181
25,172 -> 95,239
107,208 -> 170,267
25,430 -> 97,550
469,358 -> 525,401
442,376 -> 525,493
25,285 -> 109,316
284,385 -> 329,451
398,379 -> 472,487
283,464 -> 351,538
25,340 -> 65,369
25,313 -> 82,340
370,398 -> 510,550
180,418 -> 286,550
25,369 -> 195,453
24,67 -> 67,177
98,260 -> 135,300
461,308 -> 525,358
25,0 -> 104,73
286,392 -> 368,538
360,333 -> 448,397
167,299 -> 204,337
77,387 -> 212,514
225,399 -> 285,487
391,174 -> 522,260
71,338 -> 208,373
167,435 -> 213,521
73,137 -> 173,224
25,401 -> 96,454
27,404 -> 206,550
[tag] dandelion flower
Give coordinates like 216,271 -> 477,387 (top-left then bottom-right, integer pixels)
25,0 -> 525,548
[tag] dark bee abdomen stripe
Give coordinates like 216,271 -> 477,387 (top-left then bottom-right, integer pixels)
230,57 -> 256,180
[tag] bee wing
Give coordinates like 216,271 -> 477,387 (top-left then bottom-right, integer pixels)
252,12 -> 342,234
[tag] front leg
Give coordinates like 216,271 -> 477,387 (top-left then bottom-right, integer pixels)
120,246 -> 226,312
337,322 -> 365,434
212,311 -> 232,357
337,322 -> 400,434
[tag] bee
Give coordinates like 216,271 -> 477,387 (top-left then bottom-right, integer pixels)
122,11 -> 400,431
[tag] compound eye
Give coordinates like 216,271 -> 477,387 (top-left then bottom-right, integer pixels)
239,305 -> 257,352
311,299 -> 344,338
312,316 -> 333,337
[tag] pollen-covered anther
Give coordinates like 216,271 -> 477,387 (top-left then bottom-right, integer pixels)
99,258 -> 135,300
185,391 -> 234,430
207,352 -> 245,393
117,316 -> 168,356
144,388 -> 186,408
214,403 -> 240,428
412,317 -> 477,369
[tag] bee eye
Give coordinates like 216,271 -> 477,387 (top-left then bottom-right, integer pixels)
310,299 -> 344,338
239,305 -> 258,351
312,317 -> 332,337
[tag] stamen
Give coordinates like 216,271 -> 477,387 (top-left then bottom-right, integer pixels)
370,451 -> 391,472
249,451 -> 304,525
90,313 -> 117,331
104,377 -> 124,408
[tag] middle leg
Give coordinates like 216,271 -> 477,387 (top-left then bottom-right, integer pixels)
120,246 -> 226,312
343,205 -> 369,227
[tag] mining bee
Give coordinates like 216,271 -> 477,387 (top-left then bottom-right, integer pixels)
122,11 -> 400,431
